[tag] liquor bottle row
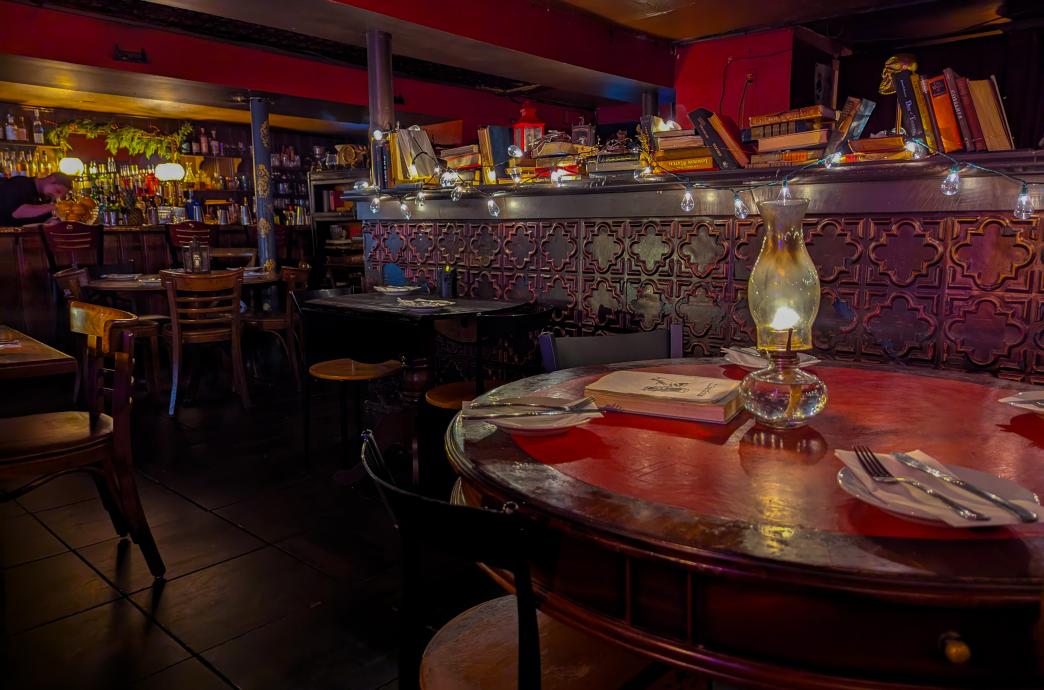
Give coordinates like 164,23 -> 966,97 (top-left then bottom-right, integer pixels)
0,149 -> 59,178
181,127 -> 248,158
2,109 -> 46,144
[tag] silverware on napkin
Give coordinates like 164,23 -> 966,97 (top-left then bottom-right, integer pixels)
467,397 -> 595,412
893,452 -> 1037,523
461,407 -> 605,420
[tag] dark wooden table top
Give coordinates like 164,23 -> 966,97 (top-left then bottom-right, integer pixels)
449,359 -> 1044,585
303,292 -> 523,321
87,270 -> 280,292
0,324 -> 76,380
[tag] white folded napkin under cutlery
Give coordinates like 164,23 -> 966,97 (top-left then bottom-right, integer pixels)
836,449 -> 1039,527
722,347 -> 820,369
998,391 -> 1044,416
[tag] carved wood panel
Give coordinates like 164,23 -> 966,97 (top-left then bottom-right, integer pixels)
365,211 -> 1043,381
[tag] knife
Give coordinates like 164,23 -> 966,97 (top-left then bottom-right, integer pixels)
461,407 -> 605,420
893,452 -> 1038,523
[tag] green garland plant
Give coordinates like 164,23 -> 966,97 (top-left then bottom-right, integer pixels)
48,120 -> 192,161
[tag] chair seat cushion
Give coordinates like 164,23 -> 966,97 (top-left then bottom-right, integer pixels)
308,358 -> 401,382
0,411 -> 112,460
420,595 -> 650,690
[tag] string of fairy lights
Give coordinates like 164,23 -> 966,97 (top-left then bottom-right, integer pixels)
352,128 -> 1038,221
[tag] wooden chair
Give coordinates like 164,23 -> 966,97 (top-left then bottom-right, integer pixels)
53,267 -> 164,400
41,221 -> 104,270
424,303 -> 555,412
539,323 -> 684,371
167,221 -> 216,263
160,268 -> 250,416
0,302 -> 165,577
360,430 -> 655,690
243,265 -> 311,389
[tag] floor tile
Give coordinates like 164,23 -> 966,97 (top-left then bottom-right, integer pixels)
6,598 -> 188,690
276,523 -> 399,583
36,480 -> 207,549
3,551 -> 120,635
203,600 -> 398,690
131,547 -> 336,651
1,512 -> 67,568
133,658 -> 231,690
79,508 -> 264,594
217,478 -> 343,542
15,473 -> 99,513
1,498 -> 26,517
145,449 -> 308,510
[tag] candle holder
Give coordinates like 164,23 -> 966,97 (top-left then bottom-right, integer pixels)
739,198 -> 827,428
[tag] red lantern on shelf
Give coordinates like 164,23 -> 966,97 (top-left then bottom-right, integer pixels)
512,102 -> 545,155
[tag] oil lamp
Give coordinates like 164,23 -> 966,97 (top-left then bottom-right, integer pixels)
738,198 -> 828,428
511,102 -> 544,156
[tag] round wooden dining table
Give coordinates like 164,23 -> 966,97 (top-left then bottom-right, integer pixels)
447,359 -> 1044,690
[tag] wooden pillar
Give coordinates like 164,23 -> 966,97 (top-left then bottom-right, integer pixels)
250,96 -> 276,272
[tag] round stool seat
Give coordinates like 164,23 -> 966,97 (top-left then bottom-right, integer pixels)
308,358 -> 401,382
424,380 -> 505,411
420,595 -> 653,690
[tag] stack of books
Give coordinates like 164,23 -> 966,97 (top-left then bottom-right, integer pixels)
690,109 -> 750,169
651,129 -> 715,173
584,371 -> 742,424
745,105 -> 836,168
895,69 -> 1013,153
441,144 -> 483,183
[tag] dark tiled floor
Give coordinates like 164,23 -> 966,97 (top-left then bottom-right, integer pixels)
2,383 -> 499,689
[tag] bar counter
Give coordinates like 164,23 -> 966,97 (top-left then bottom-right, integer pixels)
0,223 -> 315,344
357,154 -> 1043,382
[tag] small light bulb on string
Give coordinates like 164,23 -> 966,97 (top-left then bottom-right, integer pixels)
372,128 -> 384,142
1014,183 -> 1034,220
507,144 -> 523,159
940,166 -> 961,196
451,184 -> 466,202
486,198 -> 501,217
824,152 -> 843,169
399,200 -> 412,220
510,168 -> 522,184
433,165 -> 442,176
680,187 -> 695,213
408,124 -> 422,132
352,179 -> 371,192
369,196 -> 381,214
550,168 -> 566,187
633,166 -> 653,181
440,171 -> 456,188
778,179 -> 792,201
733,192 -> 750,219
416,190 -> 426,209
904,139 -> 926,159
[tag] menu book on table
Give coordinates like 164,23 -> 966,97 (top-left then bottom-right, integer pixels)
584,371 -> 742,424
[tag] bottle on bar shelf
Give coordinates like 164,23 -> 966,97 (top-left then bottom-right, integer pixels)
5,113 -> 17,141
17,116 -> 28,142
210,130 -> 220,156
32,110 -> 44,145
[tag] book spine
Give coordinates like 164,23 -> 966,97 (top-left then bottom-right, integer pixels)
691,110 -> 739,170
918,77 -> 943,152
989,75 -> 1015,148
909,75 -> 938,152
927,76 -> 963,152
656,156 -> 716,171
956,77 -> 986,151
749,105 -> 831,127
943,68 -> 972,150
894,71 -> 926,143
710,114 -> 750,167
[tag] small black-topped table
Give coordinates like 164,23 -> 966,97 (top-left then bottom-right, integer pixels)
303,293 -> 519,322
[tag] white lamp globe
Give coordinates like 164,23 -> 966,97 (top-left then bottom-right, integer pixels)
58,157 -> 84,176
155,162 -> 186,181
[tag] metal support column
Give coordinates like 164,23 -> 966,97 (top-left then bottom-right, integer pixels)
641,90 -> 658,118
366,28 -> 394,188
250,96 -> 276,272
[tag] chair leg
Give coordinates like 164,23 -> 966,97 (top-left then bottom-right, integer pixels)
398,547 -> 424,690
91,470 -> 129,537
147,333 -> 163,402
105,456 -> 165,578
339,381 -> 350,465
231,333 -> 252,409
303,373 -> 312,463
284,328 -> 302,392
168,339 -> 182,417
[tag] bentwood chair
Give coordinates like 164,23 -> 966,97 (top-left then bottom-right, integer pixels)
161,268 -> 250,416
167,220 -> 216,249
539,323 -> 684,371
41,221 -> 104,270
243,265 -> 311,390
0,302 -> 166,577
53,267 -> 164,400
361,430 -> 661,690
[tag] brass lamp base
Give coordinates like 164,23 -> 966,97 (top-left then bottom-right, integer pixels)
739,351 -> 828,429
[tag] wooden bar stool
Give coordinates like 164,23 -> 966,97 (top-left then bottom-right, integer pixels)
243,265 -> 311,390
305,357 -> 400,476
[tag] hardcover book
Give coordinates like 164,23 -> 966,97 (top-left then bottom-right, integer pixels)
749,105 -> 835,128
918,77 -> 944,152
825,97 -> 875,155
943,68 -> 973,150
925,75 -> 963,152
584,371 -> 742,424
655,156 -> 717,172
757,129 -> 831,153
968,78 -> 1014,151
909,75 -> 938,151
955,77 -> 987,151
894,71 -> 926,144
690,108 -> 741,170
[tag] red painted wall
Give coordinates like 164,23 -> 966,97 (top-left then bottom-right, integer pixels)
674,29 -> 794,127
332,0 -> 674,87
0,2 -> 590,136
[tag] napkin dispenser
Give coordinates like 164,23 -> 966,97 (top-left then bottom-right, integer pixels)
181,239 -> 210,273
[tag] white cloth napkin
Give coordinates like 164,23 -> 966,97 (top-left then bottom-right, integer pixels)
835,449 -> 1039,527
0,340 -> 22,350
722,347 -> 820,369
998,391 -> 1044,416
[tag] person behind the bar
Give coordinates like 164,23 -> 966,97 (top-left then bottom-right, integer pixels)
0,172 -> 73,226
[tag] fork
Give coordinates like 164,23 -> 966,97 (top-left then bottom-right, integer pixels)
468,396 -> 595,412
853,446 -> 991,522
